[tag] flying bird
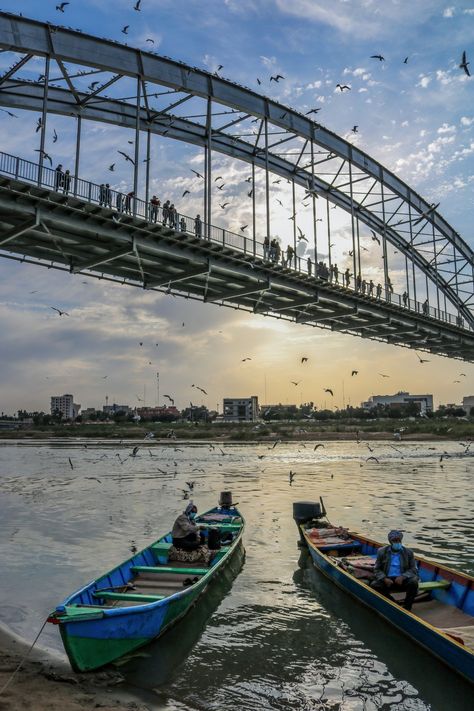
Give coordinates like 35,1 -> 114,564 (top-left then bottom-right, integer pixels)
88,81 -> 99,91
185,481 -> 195,490
163,394 -> 175,405
370,54 -> 385,61
413,202 -> 440,226
193,385 -> 208,395
378,373 -> 390,378
314,443 -> 324,450
132,446 -> 139,457
459,51 -> 470,77
351,370 -> 358,376
146,38 -> 154,44
134,0 -> 142,10
336,84 -> 351,91
416,353 -> 430,363
301,357 -> 308,363
118,150 -> 135,165
291,381 -> 301,386
191,169 -> 204,178
35,117 -> 43,133
108,163 -> 115,172
289,470 -> 295,485
34,149 -> 52,165
366,456 -> 380,463
216,64 -> 224,71
0,108 -> 18,118
297,226 -> 307,242
306,108 -> 321,115
351,125 -> 358,133
122,25 -> 129,35
50,306 -> 69,316
270,74 -> 285,82
219,202 -> 230,209
240,225 -> 248,232
248,189 -> 253,198
52,129 -> 58,143
68,457 -> 74,469
241,357 -> 252,361
214,176 -> 223,182
216,183 -> 225,190
56,2 -> 69,11
371,230 -> 380,245
182,190 -> 190,197
324,388 -> 334,396
403,56 -> 409,64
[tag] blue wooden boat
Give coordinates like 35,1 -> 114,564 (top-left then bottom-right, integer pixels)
293,500 -> 474,684
48,493 -> 244,671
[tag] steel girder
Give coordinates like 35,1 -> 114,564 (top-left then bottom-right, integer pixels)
0,11 -> 472,329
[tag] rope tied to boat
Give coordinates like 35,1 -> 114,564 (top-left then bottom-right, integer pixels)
0,616 -> 49,697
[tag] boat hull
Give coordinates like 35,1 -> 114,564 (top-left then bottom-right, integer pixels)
306,539 -> 474,685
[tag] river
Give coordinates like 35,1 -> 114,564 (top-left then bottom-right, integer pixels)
1,438 -> 473,710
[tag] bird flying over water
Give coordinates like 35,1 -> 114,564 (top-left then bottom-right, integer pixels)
416,353 -> 430,363
459,51 -> 470,77
163,394 -> 175,405
289,471 -> 295,485
50,306 -> 69,316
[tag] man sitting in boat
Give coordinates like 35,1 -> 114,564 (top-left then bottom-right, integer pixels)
171,502 -> 206,551
370,530 -> 419,611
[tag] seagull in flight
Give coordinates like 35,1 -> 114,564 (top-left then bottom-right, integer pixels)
306,108 -> 321,115
291,381 -> 301,386
146,38 -> 154,44
118,150 -> 135,165
378,373 -> 390,378
182,190 -> 190,197
240,225 -> 248,232
314,443 -> 324,450
35,117 -> 43,133
416,353 -> 430,363
413,202 -> 440,226
134,0 -> 142,10
270,74 -> 285,82
370,54 -> 385,61
336,84 -> 351,91
56,2 -> 69,11
371,230 -> 380,245
191,169 -> 204,178
301,357 -> 308,363
52,129 -> 58,143
88,81 -> 99,91
241,357 -> 252,362
34,149 -> 52,165
163,394 -> 175,405
122,25 -> 129,35
108,163 -> 115,171
50,306 -> 69,316
459,51 -> 471,77
351,125 -> 358,133
289,471 -> 295,485
324,388 -> 334,396
366,456 -> 380,464
351,370 -> 359,376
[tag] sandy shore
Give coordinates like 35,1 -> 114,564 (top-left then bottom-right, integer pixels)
0,623 -> 180,711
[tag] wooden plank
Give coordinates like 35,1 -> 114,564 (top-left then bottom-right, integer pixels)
131,565 -> 208,575
419,580 -> 451,591
92,591 -> 165,602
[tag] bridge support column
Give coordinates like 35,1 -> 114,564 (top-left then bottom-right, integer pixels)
133,76 -> 141,217
74,115 -> 81,197
37,55 -> 50,187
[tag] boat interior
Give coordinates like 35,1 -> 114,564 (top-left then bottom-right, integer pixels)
63,510 -> 243,612
304,525 -> 474,651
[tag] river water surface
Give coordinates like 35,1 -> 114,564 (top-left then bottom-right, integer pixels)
1,438 -> 473,710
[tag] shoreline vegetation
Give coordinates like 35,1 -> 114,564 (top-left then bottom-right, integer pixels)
0,419 -> 472,441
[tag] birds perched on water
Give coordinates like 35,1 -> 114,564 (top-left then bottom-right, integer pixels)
459,51 -> 470,77
50,306 -> 69,316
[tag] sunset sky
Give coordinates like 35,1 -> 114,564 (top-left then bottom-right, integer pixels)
0,0 -> 473,414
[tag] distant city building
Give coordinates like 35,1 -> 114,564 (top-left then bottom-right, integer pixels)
223,396 -> 259,422
81,407 -> 98,419
51,394 -> 81,420
361,391 -> 433,415
462,395 -> 474,412
136,405 -> 180,420
103,403 -> 131,415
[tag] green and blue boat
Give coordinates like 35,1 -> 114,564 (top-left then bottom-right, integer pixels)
294,499 -> 474,685
48,492 -> 244,671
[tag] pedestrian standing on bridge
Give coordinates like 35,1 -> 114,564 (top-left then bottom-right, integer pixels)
194,214 -> 202,238
369,279 -> 375,297
63,170 -> 71,196
169,204 -> 177,229
422,298 -> 429,316
402,291 -> 408,307
105,184 -> 112,208
307,256 -> 312,276
180,216 -> 187,232
163,200 -> 170,225
344,268 -> 351,287
286,244 -> 294,268
387,276 -> 394,294
263,235 -> 270,261
333,264 -> 339,283
116,192 -> 123,212
99,183 -> 106,206
275,241 -> 281,264
149,195 -> 160,222
376,283 -> 382,299
356,273 -> 361,291
124,190 -> 134,214
361,279 -> 367,295
55,164 -> 64,192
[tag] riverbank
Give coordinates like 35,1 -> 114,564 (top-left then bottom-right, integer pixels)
0,418 -> 472,441
0,624 -> 175,711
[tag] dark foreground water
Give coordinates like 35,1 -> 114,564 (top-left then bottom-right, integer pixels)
1,438 -> 473,710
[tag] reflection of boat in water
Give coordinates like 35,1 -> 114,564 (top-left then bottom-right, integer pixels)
48,492 -> 244,671
123,543 -> 245,688
293,499 -> 474,686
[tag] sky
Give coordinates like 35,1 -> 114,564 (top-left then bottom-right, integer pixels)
0,0 -> 474,415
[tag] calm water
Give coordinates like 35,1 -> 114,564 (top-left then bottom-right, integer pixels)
1,438 -> 474,710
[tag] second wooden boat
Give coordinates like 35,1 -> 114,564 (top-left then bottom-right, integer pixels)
293,499 -> 474,685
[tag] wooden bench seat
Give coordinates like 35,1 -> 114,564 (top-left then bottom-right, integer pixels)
131,565 -> 209,575
92,591 -> 165,603
418,580 -> 451,591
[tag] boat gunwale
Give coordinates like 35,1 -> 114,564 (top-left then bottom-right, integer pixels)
302,526 -> 474,662
57,507 -> 245,619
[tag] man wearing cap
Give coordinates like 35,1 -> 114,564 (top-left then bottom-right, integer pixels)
370,530 -> 419,610
171,502 -> 205,550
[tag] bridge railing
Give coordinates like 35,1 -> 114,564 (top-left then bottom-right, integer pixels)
0,150 -> 469,332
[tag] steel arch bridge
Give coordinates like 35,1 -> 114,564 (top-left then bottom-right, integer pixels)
0,12 -> 473,361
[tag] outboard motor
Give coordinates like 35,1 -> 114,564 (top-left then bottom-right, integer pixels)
219,491 -> 233,509
293,499 -> 326,544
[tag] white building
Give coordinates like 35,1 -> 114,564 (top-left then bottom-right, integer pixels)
51,394 -> 81,420
223,396 -> 259,422
463,395 -> 474,413
361,391 -> 433,415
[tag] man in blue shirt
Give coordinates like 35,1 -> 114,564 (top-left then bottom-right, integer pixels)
370,530 -> 419,610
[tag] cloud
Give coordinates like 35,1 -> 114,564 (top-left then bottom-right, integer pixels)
417,75 -> 431,88
437,123 -> 456,134
442,6 -> 455,17
461,116 -> 474,126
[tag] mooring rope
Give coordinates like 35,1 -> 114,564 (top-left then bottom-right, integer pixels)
0,616 -> 49,696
